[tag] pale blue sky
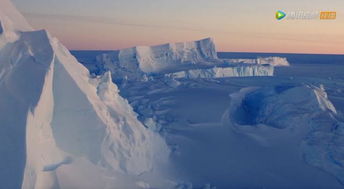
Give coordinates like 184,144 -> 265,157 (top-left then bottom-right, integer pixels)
11,0 -> 344,54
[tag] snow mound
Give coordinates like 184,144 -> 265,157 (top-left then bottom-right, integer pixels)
227,85 -> 336,127
0,1 -> 169,188
166,65 -> 273,79
224,85 -> 344,184
225,57 -> 290,67
119,38 -> 219,73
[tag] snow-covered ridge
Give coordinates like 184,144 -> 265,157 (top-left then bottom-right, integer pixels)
0,0 -> 32,48
0,0 -> 31,32
0,1 -> 168,188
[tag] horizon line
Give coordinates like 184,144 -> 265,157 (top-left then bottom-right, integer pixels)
68,49 -> 344,56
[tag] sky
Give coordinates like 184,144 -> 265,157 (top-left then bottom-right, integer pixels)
12,0 -> 344,54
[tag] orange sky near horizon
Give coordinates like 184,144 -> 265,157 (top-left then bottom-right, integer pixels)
13,0 -> 344,54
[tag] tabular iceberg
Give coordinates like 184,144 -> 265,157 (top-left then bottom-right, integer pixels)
0,1 -> 168,188
119,38 -> 219,73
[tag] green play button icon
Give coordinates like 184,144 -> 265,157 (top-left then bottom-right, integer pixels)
276,10 -> 286,20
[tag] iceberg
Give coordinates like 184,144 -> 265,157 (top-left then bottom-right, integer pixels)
96,52 -> 146,81
256,57 -> 290,66
95,38 -> 279,81
225,57 -> 290,67
0,1 -> 168,188
119,38 -> 219,73
166,64 -> 274,79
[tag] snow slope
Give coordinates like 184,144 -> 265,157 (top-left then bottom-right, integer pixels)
0,1 -> 168,188
119,76 -> 344,188
0,0 -> 31,48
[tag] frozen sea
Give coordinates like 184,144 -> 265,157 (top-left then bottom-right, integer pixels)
71,51 -> 344,188
72,51 -> 344,128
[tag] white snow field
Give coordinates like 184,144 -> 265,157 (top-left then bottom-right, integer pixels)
119,74 -> 344,188
0,1 -> 169,188
93,38 -> 291,81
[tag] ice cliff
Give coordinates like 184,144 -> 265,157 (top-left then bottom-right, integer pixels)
119,38 -> 219,73
166,65 -> 274,79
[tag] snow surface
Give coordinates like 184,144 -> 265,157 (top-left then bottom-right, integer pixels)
0,0 -> 32,48
119,74 -> 344,188
223,85 -> 344,185
113,49 -> 344,188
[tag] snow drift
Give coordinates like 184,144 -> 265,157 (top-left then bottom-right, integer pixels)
0,1 -> 168,188
223,85 -> 344,184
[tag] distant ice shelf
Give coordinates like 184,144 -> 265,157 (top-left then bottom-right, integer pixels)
225,57 -> 290,67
